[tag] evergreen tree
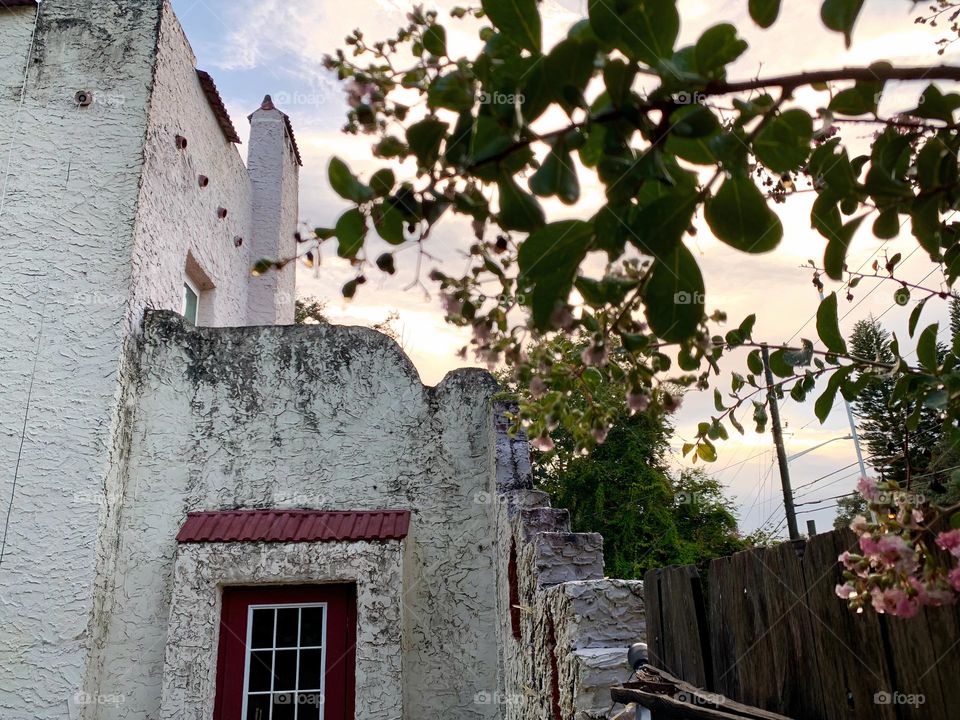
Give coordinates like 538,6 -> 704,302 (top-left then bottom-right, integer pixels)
849,317 -> 941,486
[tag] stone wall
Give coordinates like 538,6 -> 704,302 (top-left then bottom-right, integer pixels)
492,403 -> 646,720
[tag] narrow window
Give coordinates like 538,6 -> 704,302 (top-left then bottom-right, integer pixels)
215,586 -> 356,720
183,279 -> 200,325
509,540 -> 522,640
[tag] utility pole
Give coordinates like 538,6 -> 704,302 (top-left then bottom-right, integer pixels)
762,343 -> 800,540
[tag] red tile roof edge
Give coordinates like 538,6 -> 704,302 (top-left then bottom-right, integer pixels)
196,69 -> 241,144
281,111 -> 303,167
176,509 -> 411,544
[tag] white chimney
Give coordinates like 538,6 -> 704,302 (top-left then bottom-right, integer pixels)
246,95 -> 301,325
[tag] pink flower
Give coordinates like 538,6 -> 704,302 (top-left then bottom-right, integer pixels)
531,435 -> 554,452
835,583 -> 858,600
870,587 -> 917,617
936,530 -> 960,559
627,389 -> 650,415
580,344 -> 608,367
859,534 -> 879,556
592,426 -> 609,444
948,568 -> 960,593
857,476 -> 878,501
849,515 -> 869,533
529,377 -> 547,399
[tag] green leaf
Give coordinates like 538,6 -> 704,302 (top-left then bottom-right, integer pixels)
545,37 -> 599,109
815,366 -> 854,422
769,349 -> 795,378
829,81 -> 881,116
749,0 -> 781,27
670,104 -> 720,139
693,23 -> 747,78
820,0 -> 864,47
588,0 -> 620,45
423,24 -> 447,56
697,442 -> 718,463
873,209 -> 900,239
428,71 -> 475,112
530,141 -> 580,204
620,0 -> 680,66
754,109 -> 813,173
335,208 -> 367,259
816,292 -> 847,354
498,174 -> 545,232
908,297 -> 928,337
370,169 -> 395,197
328,157 -> 373,203
374,203 -> 405,245
911,84 -> 960,124
628,188 -> 698,256
482,0 -> 542,52
917,323 -> 940,371
705,175 -> 783,253
643,243 -> 705,342
824,215 -> 865,280
911,194 -> 943,259
406,118 -> 448,168
747,349 -> 764,375
519,221 -> 593,329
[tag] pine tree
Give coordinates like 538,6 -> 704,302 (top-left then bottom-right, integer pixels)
849,317 -> 941,486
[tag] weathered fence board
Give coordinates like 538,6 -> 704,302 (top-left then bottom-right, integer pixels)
644,529 -> 960,719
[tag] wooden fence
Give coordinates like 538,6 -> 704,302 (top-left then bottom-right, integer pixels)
644,530 -> 960,720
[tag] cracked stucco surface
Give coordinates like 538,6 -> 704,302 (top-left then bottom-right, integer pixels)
92,312 -> 501,720
159,540 -> 404,720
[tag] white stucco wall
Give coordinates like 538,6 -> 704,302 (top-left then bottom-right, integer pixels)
160,540 -> 404,720
0,5 -> 36,169
92,311 -> 502,720
0,3 -> 303,718
128,0 -> 254,331
0,2 -> 161,717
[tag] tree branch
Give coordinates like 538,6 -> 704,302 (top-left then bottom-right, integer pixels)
707,64 -> 960,95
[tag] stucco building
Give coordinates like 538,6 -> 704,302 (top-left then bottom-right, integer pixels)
0,2 -> 644,719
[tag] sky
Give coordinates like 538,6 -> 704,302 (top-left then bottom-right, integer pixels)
170,0 -> 959,537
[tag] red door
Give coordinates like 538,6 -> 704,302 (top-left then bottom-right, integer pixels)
213,585 -> 356,720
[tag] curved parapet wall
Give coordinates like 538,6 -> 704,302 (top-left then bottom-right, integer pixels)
93,311 -> 501,719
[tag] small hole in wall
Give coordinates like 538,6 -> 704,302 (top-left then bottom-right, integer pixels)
234,236 -> 243,248
175,135 -> 188,150
198,175 -> 209,188
217,207 -> 228,220
74,90 -> 93,107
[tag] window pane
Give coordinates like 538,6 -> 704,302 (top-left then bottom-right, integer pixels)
297,649 -> 324,691
183,284 -> 198,324
272,693 -> 295,720
275,608 -> 299,648
251,609 -> 275,649
300,607 -> 325,647
298,693 -> 322,720
248,651 -> 273,693
273,650 -> 297,691
246,693 -> 271,720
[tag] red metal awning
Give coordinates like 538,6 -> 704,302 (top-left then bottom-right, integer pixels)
176,509 -> 411,544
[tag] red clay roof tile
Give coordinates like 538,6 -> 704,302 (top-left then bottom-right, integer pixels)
176,509 -> 411,544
